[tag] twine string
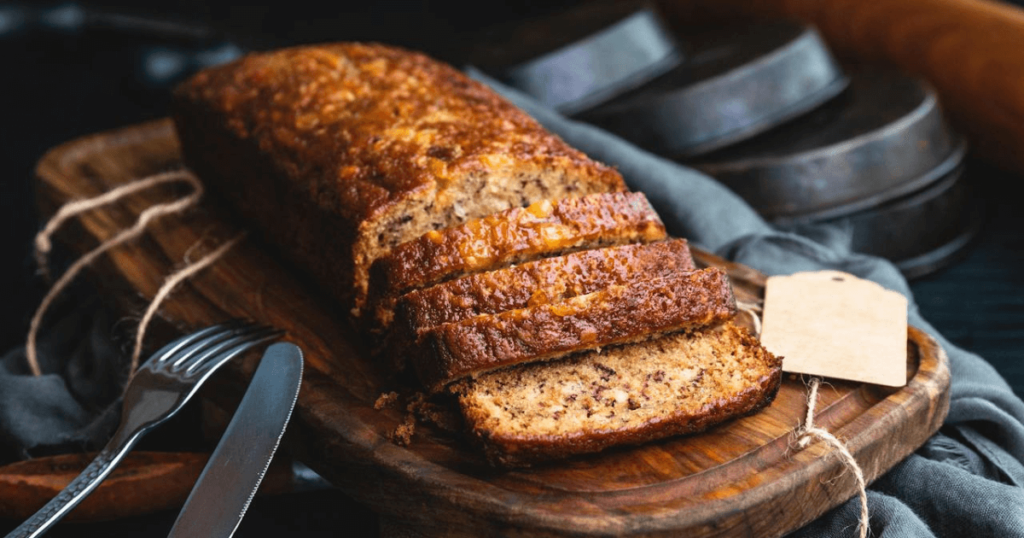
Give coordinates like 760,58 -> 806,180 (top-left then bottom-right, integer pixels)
797,377 -> 870,538
129,233 -> 245,377
34,171 -> 200,281
27,170 -> 203,377
742,301 -> 869,537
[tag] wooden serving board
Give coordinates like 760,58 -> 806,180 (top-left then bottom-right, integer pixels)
33,119 -> 950,537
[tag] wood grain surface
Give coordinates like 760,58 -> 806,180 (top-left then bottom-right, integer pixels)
657,0 -> 1024,176
30,120 -> 950,536
0,452 -> 302,522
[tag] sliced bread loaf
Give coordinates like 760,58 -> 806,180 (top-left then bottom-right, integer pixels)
414,267 -> 735,393
173,43 -> 625,315
366,191 -> 666,330
456,322 -> 783,467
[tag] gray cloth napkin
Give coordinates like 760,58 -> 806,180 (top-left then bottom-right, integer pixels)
0,294 -> 125,463
468,68 -> 1024,537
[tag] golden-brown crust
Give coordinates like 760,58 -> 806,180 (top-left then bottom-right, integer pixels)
368,192 -> 666,303
415,267 -> 736,393
173,42 -> 623,226
395,239 -> 695,333
382,239 -> 694,371
460,324 -> 783,467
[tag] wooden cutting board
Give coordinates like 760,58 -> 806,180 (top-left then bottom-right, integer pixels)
32,119 -> 950,537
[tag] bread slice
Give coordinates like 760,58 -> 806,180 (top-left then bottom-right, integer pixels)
456,322 -> 783,467
382,239 -> 694,370
172,43 -> 625,315
393,239 -> 695,335
414,267 -> 735,393
366,192 -> 667,330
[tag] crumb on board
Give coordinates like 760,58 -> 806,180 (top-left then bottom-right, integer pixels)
407,392 -> 461,431
413,400 -> 462,433
378,390 -> 463,445
389,414 -> 416,446
374,391 -> 400,410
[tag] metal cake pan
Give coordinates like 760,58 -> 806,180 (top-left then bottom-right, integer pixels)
468,2 -> 682,115
580,20 -> 847,158
786,164 -> 983,279
694,70 -> 964,222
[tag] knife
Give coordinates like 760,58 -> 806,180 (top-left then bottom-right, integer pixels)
168,342 -> 304,538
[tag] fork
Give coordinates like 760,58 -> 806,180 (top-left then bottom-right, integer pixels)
6,321 -> 281,538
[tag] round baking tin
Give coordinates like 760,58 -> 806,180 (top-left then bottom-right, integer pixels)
694,70 -> 964,222
785,164 -> 983,279
470,2 -> 682,115
580,20 -> 847,158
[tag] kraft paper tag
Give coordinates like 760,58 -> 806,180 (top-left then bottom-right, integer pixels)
760,271 -> 908,387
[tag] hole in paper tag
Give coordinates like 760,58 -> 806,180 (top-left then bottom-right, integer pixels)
760,270 -> 908,387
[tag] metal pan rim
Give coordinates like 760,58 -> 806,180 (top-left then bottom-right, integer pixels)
781,163 -> 981,279
696,84 -> 940,170
895,212 -> 983,280
670,74 -> 849,159
894,184 -> 985,280
502,7 -> 682,114
769,139 -> 968,225
591,23 -> 824,110
582,24 -> 847,157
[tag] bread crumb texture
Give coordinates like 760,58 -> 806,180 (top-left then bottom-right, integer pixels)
457,322 -> 782,465
395,239 -> 695,334
416,266 -> 735,392
176,43 -> 622,221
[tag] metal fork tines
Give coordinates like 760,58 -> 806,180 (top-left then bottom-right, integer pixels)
7,321 -> 281,538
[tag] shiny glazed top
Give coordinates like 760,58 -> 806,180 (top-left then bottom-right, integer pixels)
173,42 -> 624,223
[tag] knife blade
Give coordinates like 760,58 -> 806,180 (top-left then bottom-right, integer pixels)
168,342 -> 304,538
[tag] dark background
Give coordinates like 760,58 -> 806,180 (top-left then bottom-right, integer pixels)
1,1 -> 1023,535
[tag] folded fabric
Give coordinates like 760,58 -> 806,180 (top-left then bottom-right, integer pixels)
0,292 -> 124,463
468,67 -> 1024,537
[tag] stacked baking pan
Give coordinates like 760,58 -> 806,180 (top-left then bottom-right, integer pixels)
691,71 -> 978,278
472,2 -> 980,278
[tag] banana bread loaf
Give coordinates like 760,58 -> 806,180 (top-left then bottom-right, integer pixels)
173,43 -> 782,467
172,43 -> 625,315
414,267 -> 736,392
456,322 -> 782,467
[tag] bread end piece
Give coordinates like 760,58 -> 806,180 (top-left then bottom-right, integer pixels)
455,322 -> 783,467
